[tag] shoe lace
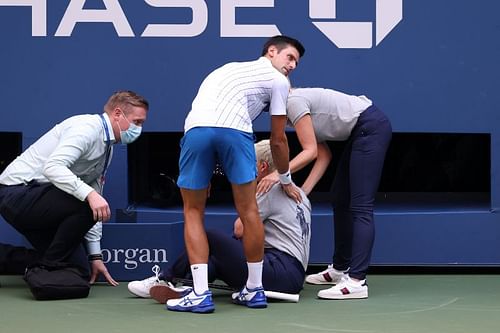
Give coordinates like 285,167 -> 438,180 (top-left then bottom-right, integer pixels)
149,264 -> 161,284
180,290 -> 208,306
167,282 -> 192,294
238,286 -> 261,301
237,289 -> 250,301
339,274 -> 350,284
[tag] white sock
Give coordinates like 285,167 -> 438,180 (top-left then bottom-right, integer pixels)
246,261 -> 263,290
190,264 -> 208,294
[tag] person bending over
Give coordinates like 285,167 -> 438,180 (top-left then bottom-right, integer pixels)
128,140 -> 311,304
257,87 -> 392,299
171,35 -> 305,313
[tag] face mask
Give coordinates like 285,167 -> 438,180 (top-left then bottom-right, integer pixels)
118,113 -> 142,144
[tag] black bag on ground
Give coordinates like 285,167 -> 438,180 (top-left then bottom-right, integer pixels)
24,262 -> 90,300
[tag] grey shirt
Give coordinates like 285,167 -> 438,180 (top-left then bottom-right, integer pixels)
287,87 -> 372,142
257,184 -> 311,270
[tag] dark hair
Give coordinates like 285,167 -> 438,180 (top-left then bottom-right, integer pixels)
261,35 -> 305,58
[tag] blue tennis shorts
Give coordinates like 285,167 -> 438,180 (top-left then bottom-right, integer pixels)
177,127 -> 257,190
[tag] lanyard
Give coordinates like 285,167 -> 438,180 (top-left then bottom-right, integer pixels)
99,114 -> 112,185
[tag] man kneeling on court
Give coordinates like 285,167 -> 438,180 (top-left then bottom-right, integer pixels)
128,140 -> 311,306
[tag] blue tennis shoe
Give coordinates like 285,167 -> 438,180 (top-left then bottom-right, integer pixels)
232,286 -> 267,308
166,289 -> 215,313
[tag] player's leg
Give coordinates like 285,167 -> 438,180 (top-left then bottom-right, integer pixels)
169,128 -> 216,313
217,128 -> 267,308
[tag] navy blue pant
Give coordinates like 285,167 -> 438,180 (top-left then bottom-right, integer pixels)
166,229 -> 305,294
0,183 -> 93,277
330,105 -> 392,280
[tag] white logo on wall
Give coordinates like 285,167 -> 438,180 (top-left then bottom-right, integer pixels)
310,0 -> 403,48
102,247 -> 168,270
0,0 -> 402,48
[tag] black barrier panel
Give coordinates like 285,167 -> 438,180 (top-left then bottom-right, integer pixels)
128,132 -> 490,207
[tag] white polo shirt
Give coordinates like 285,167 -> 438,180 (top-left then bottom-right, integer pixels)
184,57 -> 290,133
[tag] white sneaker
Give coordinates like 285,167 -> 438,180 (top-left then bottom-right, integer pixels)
317,276 -> 368,300
305,264 -> 347,285
127,265 -> 168,298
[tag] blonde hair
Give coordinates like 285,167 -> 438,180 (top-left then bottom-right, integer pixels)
104,90 -> 149,114
254,139 -> 275,171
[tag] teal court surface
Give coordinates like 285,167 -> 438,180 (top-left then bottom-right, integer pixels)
2,273 -> 500,333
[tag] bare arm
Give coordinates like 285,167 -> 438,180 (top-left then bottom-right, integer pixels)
269,115 -> 290,174
269,115 -> 302,203
268,114 -> 318,175
301,142 -> 332,195
256,114 -> 290,195
256,114 -> 318,196
286,114 -> 330,195
289,114 -> 318,173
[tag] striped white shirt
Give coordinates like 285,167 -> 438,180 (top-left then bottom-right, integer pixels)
184,57 -> 290,133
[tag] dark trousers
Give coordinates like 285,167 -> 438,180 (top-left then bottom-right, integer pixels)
0,243 -> 39,274
0,183 -> 94,277
331,105 -> 392,280
166,229 -> 305,294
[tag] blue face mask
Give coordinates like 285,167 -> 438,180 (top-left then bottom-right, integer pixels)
119,113 -> 142,144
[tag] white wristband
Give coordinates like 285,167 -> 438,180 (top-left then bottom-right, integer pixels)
278,169 -> 292,185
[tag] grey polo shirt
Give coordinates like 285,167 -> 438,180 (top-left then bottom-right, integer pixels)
287,87 -> 372,142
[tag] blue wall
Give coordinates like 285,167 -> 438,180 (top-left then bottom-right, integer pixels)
1,1 -> 499,270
